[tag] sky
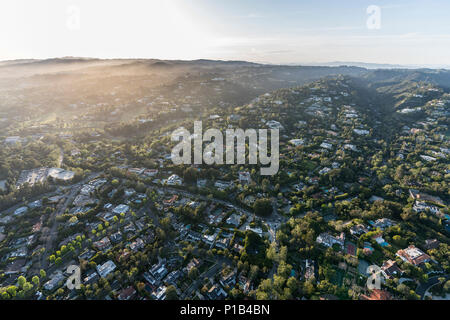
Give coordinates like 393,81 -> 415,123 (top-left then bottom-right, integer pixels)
1,0 -> 449,66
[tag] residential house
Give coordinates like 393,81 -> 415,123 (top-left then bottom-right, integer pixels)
304,259 -> 317,281
207,284 -> 228,300
118,286 -> 137,300
371,218 -> 396,230
166,174 -> 183,186
93,237 -> 111,252
226,214 -> 241,227
96,260 -> 117,278
220,271 -> 236,288
360,289 -> 392,300
423,239 -> 440,251
44,271 -> 65,292
129,238 -> 144,251
215,237 -> 230,250
413,201 -> 441,215
316,232 -> 345,249
151,286 -> 167,300
164,270 -> 183,286
185,258 -> 201,273
350,224 -> 368,236
396,245 -> 431,266
149,261 -> 168,281
83,271 -> 100,285
214,180 -> 233,190
381,260 -> 403,279
238,171 -> 251,185
112,204 -> 130,215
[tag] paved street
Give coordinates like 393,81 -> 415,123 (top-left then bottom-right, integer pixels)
39,172 -> 101,270
416,274 -> 450,299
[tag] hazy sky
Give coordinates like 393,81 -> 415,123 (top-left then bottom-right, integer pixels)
1,0 -> 449,66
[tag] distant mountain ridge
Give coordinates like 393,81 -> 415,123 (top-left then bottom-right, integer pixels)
1,57 -> 450,92
291,61 -> 450,70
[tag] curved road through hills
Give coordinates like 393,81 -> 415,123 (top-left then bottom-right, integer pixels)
416,274 -> 450,299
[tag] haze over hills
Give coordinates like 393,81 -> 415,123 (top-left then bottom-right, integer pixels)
1,57 -> 450,108
2,57 -> 450,83
0,56 -> 448,151
298,61 -> 450,70
0,53 -> 448,303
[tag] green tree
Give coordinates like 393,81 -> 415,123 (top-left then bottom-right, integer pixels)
17,276 -> 26,288
188,267 -> 199,280
165,285 -> 178,300
32,276 -> 40,286
253,198 -> 273,217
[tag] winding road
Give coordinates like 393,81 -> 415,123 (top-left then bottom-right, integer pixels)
416,274 -> 450,299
